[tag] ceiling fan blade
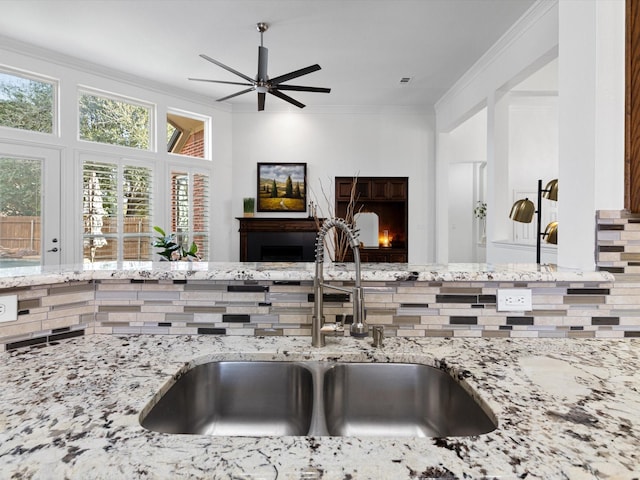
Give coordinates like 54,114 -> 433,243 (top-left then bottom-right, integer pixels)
269,89 -> 306,109
217,87 -> 254,102
258,92 -> 266,111
199,54 -> 255,83
269,64 -> 321,85
275,85 -> 331,93
188,78 -> 253,87
258,46 -> 268,82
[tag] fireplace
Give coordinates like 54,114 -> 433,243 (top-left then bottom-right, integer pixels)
261,245 -> 304,261
237,218 -> 321,262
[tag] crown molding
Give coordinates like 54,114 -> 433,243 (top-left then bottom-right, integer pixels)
231,103 -> 433,116
434,0 -> 558,112
0,34 -> 232,113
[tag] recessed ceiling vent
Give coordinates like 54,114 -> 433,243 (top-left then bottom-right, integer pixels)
400,77 -> 412,84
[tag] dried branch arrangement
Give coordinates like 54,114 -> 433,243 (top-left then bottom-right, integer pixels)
309,175 -> 361,262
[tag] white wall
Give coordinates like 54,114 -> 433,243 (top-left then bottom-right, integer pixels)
230,107 -> 435,263
558,0 -> 625,270
442,108 -> 487,262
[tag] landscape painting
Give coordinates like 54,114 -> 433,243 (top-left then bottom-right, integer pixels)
257,163 -> 307,212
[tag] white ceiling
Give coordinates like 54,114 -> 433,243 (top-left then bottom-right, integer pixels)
0,0 -> 536,111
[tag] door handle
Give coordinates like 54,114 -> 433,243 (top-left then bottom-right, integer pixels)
47,247 -> 58,253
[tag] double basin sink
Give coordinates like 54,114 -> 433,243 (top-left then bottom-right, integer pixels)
140,361 -> 496,438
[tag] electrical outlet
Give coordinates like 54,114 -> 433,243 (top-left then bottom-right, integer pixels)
0,294 -> 18,323
497,289 -> 532,312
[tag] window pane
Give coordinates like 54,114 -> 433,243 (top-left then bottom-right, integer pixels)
79,92 -> 151,150
123,165 -> 152,261
170,171 -> 209,260
83,161 -> 152,262
0,72 -> 54,133
83,162 -> 117,262
192,173 -> 209,257
167,112 -> 206,158
0,157 -> 41,267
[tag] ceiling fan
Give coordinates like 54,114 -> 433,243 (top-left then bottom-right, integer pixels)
189,22 -> 331,111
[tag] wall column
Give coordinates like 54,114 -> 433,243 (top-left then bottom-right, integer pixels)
557,0 -> 624,270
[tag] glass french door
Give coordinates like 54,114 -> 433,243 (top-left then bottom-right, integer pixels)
0,143 -> 61,267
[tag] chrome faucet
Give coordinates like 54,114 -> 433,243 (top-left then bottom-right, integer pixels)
312,218 -> 367,347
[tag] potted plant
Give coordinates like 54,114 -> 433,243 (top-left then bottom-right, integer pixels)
152,226 -> 199,261
473,201 -> 487,243
243,197 -> 255,217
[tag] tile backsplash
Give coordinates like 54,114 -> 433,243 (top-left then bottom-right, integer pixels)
2,273 -> 639,351
1,208 -> 639,351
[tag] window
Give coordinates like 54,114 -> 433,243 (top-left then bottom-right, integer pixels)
78,90 -> 152,150
83,160 -> 152,262
167,111 -> 207,158
170,170 -> 209,260
0,157 -> 42,266
0,70 -> 55,134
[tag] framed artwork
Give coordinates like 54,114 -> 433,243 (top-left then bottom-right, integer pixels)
257,162 -> 307,212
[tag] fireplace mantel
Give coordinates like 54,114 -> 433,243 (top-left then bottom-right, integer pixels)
237,217 -> 322,262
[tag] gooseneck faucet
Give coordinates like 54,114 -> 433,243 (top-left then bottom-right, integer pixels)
312,218 -> 367,347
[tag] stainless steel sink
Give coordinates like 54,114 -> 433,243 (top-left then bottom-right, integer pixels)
140,361 -> 496,438
140,361 -> 313,436
322,363 -> 496,437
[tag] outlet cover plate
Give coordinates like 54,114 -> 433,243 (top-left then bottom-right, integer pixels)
497,288 -> 532,312
0,294 -> 18,322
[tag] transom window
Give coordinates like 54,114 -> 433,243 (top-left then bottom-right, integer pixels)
78,90 -> 152,150
0,69 -> 55,134
167,110 -> 208,158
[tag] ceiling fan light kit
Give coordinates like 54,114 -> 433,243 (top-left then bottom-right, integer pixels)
189,22 -> 331,111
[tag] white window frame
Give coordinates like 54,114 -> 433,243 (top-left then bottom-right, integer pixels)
167,163 -> 212,260
80,152 -> 155,263
77,86 -> 156,152
0,65 -> 59,137
166,107 -> 211,160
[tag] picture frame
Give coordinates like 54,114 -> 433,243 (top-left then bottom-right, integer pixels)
257,162 -> 307,212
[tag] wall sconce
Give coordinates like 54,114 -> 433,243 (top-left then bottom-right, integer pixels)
509,179 -> 558,263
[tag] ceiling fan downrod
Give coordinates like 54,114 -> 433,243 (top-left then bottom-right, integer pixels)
256,22 -> 268,47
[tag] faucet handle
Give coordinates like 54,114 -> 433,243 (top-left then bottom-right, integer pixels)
372,325 -> 384,347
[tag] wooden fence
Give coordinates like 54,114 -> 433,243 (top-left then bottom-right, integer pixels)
84,217 -> 152,261
0,216 -> 152,261
0,216 -> 41,254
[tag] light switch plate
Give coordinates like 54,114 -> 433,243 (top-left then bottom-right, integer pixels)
497,288 -> 532,312
0,294 -> 18,322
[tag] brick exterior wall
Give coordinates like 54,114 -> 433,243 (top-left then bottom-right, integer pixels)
178,130 -> 204,158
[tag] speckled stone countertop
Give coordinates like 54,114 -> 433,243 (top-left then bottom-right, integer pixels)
0,335 -> 637,479
0,261 -> 613,288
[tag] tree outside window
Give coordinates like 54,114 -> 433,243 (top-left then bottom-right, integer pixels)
78,91 -> 151,150
0,71 -> 54,134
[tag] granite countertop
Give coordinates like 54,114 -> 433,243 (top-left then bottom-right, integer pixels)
0,261 -> 613,288
0,335 -> 638,479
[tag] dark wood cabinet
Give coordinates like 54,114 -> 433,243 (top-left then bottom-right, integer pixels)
335,177 -> 408,263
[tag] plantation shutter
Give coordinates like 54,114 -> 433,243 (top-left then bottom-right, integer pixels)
83,160 -> 152,262
170,171 -> 209,260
